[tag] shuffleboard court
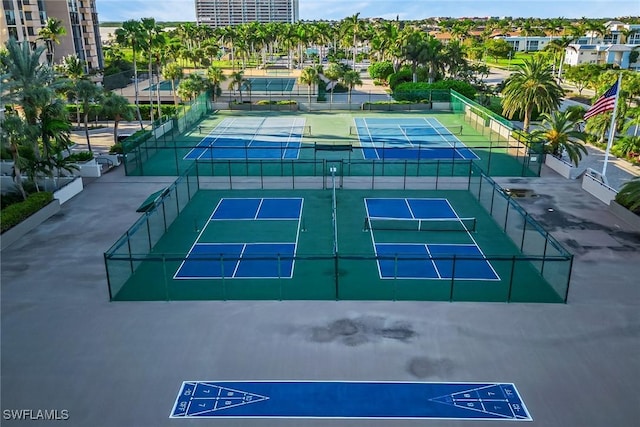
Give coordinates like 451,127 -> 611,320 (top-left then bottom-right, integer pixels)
170,381 -> 532,420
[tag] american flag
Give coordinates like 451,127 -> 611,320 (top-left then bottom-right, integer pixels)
584,80 -> 619,120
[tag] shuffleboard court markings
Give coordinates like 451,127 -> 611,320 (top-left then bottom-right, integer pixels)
429,384 -> 530,419
172,382 -> 269,417
170,381 -> 532,420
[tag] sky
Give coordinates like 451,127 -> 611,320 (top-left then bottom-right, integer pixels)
96,0 -> 640,22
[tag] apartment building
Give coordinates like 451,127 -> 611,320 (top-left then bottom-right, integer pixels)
0,0 -> 103,71
195,0 -> 299,28
565,22 -> 640,71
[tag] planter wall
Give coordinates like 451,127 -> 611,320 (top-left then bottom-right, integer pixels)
609,201 -> 640,231
581,173 -> 617,205
1,199 -> 61,251
75,159 -> 101,178
545,155 -> 574,179
53,176 -> 83,205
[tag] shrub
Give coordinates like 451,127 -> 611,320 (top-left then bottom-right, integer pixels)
368,61 -> 394,81
615,177 -> 640,214
1,192 -> 54,233
388,69 -> 413,91
66,151 -> 94,162
109,143 -> 124,154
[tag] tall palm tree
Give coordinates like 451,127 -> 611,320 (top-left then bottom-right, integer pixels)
162,62 -> 183,107
205,66 -> 227,102
60,54 -> 85,127
298,66 -> 319,103
1,39 -> 56,128
342,13 -> 365,67
102,92 -> 135,144
501,56 -> 564,132
341,70 -> 363,104
140,18 -> 165,123
38,17 -> 67,66
75,79 -> 103,152
227,71 -> 248,103
115,20 -> 145,129
530,111 -> 588,166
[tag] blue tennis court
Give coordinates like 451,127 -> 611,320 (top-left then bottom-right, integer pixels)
354,117 -> 479,160
365,198 -> 499,281
170,381 -> 532,420
184,117 -> 306,160
174,198 -> 303,279
244,77 -> 296,92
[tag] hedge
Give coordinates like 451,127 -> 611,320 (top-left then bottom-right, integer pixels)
394,80 -> 477,101
1,192 -> 54,233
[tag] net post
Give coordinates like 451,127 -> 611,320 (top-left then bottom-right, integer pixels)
363,217 -> 370,232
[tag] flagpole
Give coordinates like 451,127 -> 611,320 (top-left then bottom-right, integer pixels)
602,73 -> 623,176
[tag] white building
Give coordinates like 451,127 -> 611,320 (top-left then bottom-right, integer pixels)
195,0 -> 299,28
564,22 -> 640,70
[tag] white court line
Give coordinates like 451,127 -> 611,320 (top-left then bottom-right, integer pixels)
443,199 -> 500,281
423,244 -> 442,279
362,119 -> 380,160
291,198 -> 304,277
186,118 -> 238,161
364,199 -> 383,279
422,117 -> 480,160
254,198 -> 264,220
172,203 -> 221,279
231,244 -> 247,278
404,198 -> 416,219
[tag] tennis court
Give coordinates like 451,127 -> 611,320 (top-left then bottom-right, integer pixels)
184,117 -> 309,160
245,77 -> 296,92
105,165 -> 572,303
174,198 -> 303,279
144,80 -> 176,91
365,198 -> 499,281
354,117 -> 479,160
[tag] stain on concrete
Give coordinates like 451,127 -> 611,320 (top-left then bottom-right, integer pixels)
407,356 -> 455,379
308,316 -> 416,346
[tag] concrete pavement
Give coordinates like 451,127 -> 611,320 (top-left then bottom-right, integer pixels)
1,160 -> 639,426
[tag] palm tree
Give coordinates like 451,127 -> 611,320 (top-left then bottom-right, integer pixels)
227,71 -> 248,103
102,93 -> 135,144
205,66 -> 227,102
529,111 -> 588,166
38,17 -> 67,66
60,54 -> 85,127
341,70 -> 363,105
115,20 -> 145,129
342,13 -> 366,68
0,112 -> 33,200
162,62 -> 183,107
177,73 -> 207,102
75,79 -> 103,152
1,39 -> 56,128
298,66 -> 319,103
615,177 -> 640,212
501,56 -> 564,132
324,63 -> 343,105
140,18 -> 165,124
401,31 -> 428,83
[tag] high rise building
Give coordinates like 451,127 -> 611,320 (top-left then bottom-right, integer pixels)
195,0 -> 299,28
0,0 -> 103,71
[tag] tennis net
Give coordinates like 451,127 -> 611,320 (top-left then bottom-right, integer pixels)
365,217 -> 476,232
206,125 -> 312,137
350,125 -> 463,137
